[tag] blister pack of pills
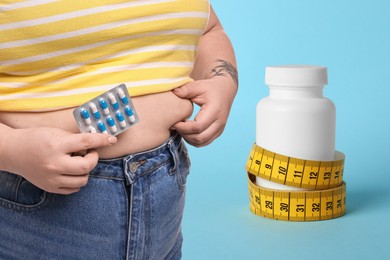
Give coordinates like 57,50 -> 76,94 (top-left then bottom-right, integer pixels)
73,84 -> 139,136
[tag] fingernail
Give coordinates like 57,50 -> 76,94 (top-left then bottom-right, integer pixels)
108,136 -> 117,144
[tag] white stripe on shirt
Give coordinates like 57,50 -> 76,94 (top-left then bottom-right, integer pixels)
0,0 -> 59,11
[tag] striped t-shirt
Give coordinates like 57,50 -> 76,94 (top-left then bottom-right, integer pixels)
0,0 -> 210,111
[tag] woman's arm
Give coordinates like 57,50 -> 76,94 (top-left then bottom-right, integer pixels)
172,5 -> 238,147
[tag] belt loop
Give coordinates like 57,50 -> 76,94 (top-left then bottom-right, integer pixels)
168,138 -> 178,176
123,156 -> 134,185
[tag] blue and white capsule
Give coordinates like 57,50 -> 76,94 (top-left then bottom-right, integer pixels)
80,108 -> 92,125
115,111 -> 127,128
99,98 -> 110,115
124,106 -> 136,123
117,88 -> 128,105
97,121 -> 108,134
106,116 -> 117,133
88,126 -> 97,133
108,93 -> 119,110
89,103 -> 100,119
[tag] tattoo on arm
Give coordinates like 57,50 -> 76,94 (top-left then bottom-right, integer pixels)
211,59 -> 239,86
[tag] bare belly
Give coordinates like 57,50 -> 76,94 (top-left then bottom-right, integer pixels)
0,91 -> 193,158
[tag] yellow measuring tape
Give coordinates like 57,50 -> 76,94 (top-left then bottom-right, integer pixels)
246,143 -> 346,221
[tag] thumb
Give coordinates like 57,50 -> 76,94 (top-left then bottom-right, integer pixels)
172,81 -> 203,99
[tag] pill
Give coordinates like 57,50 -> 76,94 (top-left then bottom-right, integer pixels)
117,88 -> 128,104
88,126 -> 97,133
125,106 -> 136,123
115,111 -> 127,128
97,121 -> 108,134
99,98 -> 110,115
106,116 -> 117,133
108,93 -> 119,110
89,103 -> 101,119
80,108 -> 92,125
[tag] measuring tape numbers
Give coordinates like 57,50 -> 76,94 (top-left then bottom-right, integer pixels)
246,143 -> 347,221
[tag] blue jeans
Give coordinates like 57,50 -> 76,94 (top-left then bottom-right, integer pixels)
0,133 -> 190,260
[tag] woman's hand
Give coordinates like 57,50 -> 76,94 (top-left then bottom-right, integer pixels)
1,127 -> 117,194
171,6 -> 238,147
171,76 -> 237,147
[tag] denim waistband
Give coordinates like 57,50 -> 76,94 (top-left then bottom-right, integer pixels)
89,132 -> 183,183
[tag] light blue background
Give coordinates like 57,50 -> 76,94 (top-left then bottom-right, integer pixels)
182,0 -> 390,259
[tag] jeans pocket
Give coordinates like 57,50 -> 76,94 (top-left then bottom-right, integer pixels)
0,171 -> 47,210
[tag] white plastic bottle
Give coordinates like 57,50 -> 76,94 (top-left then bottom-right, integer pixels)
256,65 -> 336,190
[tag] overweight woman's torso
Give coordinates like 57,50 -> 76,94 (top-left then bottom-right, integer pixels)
0,91 -> 193,158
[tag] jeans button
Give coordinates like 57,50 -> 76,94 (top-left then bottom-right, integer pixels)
128,160 -> 145,174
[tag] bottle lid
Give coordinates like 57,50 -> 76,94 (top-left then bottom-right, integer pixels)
265,65 -> 328,87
